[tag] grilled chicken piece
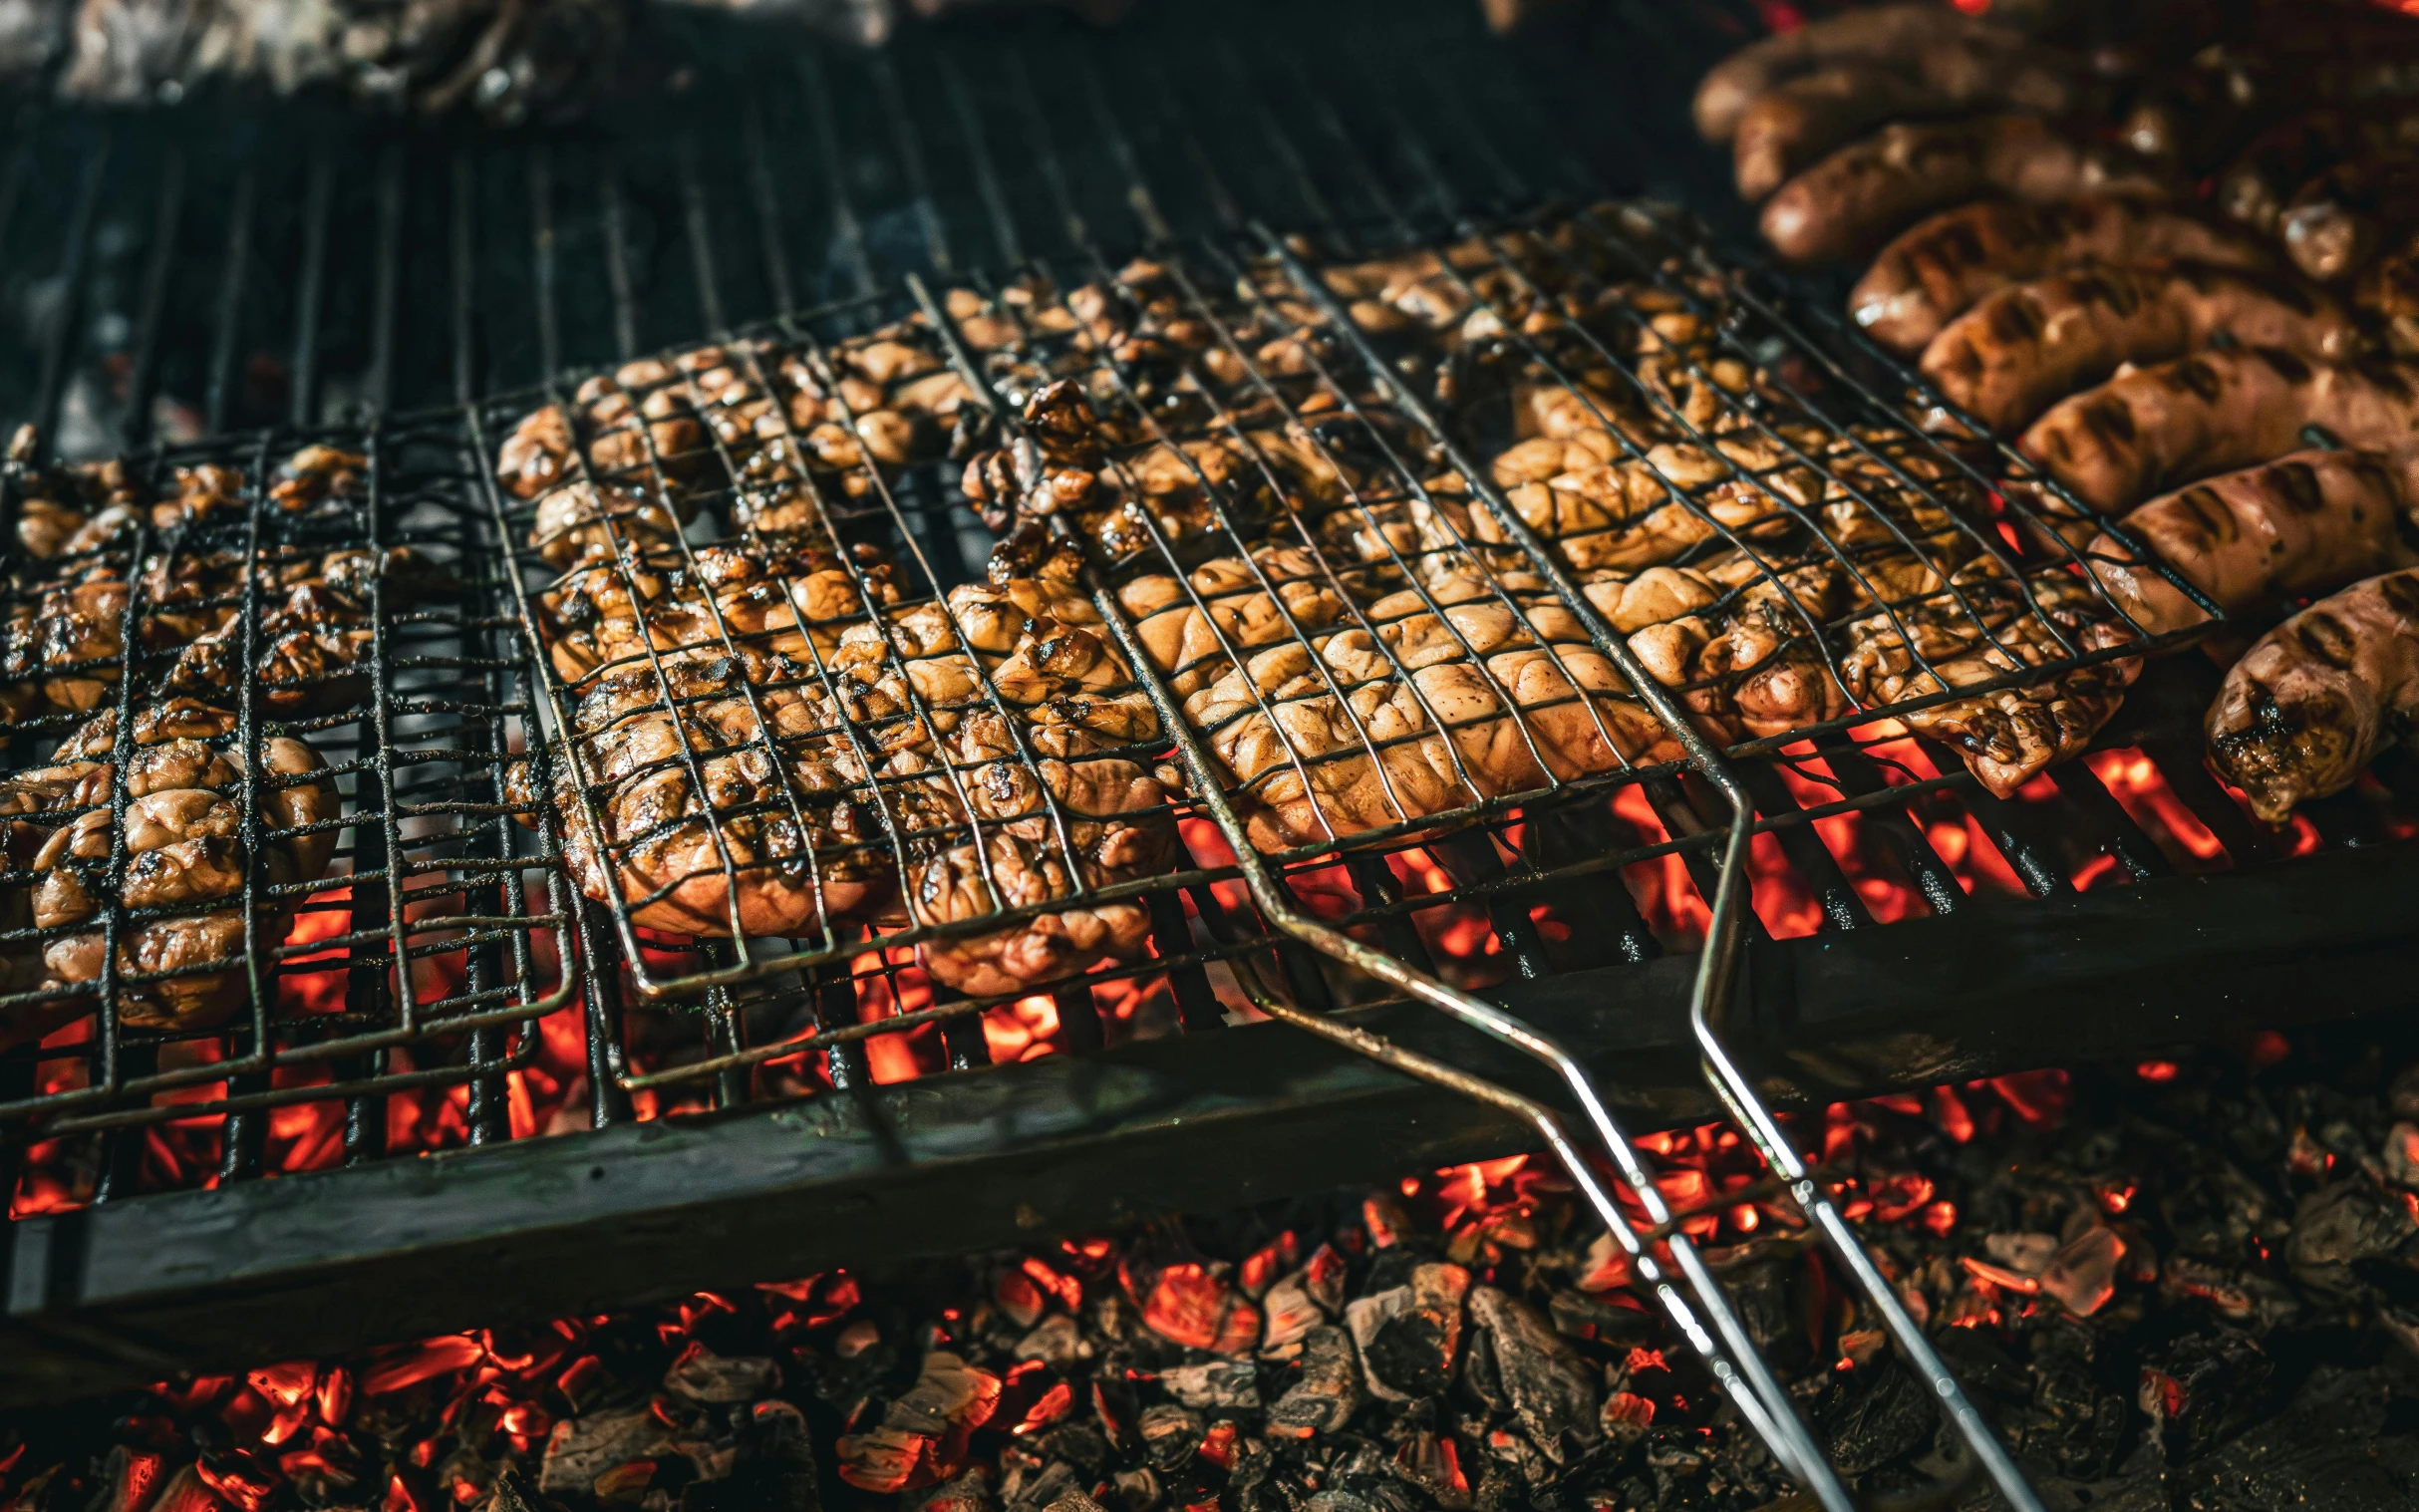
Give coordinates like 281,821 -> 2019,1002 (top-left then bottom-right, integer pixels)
890,718 -> 1176,998
1919,264 -> 2360,433
2017,350 -> 2419,516
0,699 -> 339,1052
2087,449 -> 2419,641
9,441 -> 369,560
534,539 -> 902,689
529,481 -> 696,568
2207,567 -> 2419,822
1759,115 -> 2168,268
1692,2 -> 2052,145
496,325 -> 977,536
1853,198 -> 2278,357
544,651 -> 892,937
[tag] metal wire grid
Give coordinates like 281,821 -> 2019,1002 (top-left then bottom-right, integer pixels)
0,423 -> 573,1155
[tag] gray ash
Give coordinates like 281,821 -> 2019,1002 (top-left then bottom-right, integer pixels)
9,1035 -> 2419,1510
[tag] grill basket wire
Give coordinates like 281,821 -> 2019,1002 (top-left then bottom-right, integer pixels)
0,420 -> 575,1178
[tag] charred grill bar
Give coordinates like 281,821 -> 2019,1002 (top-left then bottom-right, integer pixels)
0,1 -> 2412,1467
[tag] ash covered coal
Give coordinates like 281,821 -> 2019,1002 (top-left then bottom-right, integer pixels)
10,1037 -> 2419,1510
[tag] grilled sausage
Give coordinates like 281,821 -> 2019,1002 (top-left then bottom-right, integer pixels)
2279,154 -> 2419,284
2087,450 -> 2419,640
2206,567 -> 2419,822
1692,2 -> 2040,143
1729,55 -> 2081,202
1853,197 -> 2276,356
2017,350 -> 2419,516
2219,106 -> 2419,236
1760,115 -> 2166,267
1920,265 -> 2360,434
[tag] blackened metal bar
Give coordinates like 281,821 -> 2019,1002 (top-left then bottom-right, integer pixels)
2300,790 -> 2389,849
577,896 -> 634,1128
871,50 -> 954,275
742,104 -> 798,316
118,147 -> 184,451
2046,764 -> 2173,882
1055,986 -> 1106,1055
217,1079 -> 267,1182
599,162 -> 640,363
938,50 -> 1026,271
530,146 -> 562,381
1918,739 -> 2071,900
1147,891 -> 1225,1033
89,1047 -> 154,1204
201,165 -> 257,435
935,989 -> 993,1069
1344,855 -> 1439,979
2141,736 -> 2279,867
1645,777 -> 1773,948
800,50 -> 876,299
814,942 -> 871,1092
1520,803 -> 1663,965
364,145 -> 405,418
289,144 -> 335,430
677,136 -> 729,337
30,129 -> 109,448
1810,735 -> 1965,918
1434,830 -> 1554,980
705,975 -> 749,1110
1734,763 -> 1871,932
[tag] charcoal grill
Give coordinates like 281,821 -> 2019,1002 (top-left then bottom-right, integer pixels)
1,6 -> 2415,1478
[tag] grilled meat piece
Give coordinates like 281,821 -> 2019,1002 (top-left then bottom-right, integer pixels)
0,699 -> 339,1051
2087,449 -> 2419,641
890,725 -> 1175,998
545,651 -> 891,937
1759,115 -> 2168,268
528,481 -> 696,568
2207,567 -> 2419,822
1692,2 -> 2050,145
0,543 -> 435,717
1919,264 -> 2360,434
2220,106 -> 2419,238
1853,198 -> 2277,357
54,0 -> 623,122
2017,350 -> 2419,515
2278,153 -> 2419,284
9,440 -> 368,561
1728,51 -> 2083,203
534,539 -> 902,689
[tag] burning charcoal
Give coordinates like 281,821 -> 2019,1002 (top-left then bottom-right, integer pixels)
1045,1490 -> 1109,1512
2285,1179 -> 2419,1294
2162,1252 -> 2304,1331
1465,1287 -> 1598,1465
1984,1231 -> 2060,1277
1135,1263 -> 1261,1355
2039,1222 -> 2125,1317
541,1406 -> 673,1497
1261,1245 -> 1346,1356
1029,1422 -> 1110,1476
1813,1358 -> 1939,1477
1347,1262 -> 1468,1401
665,1342 -> 780,1403
1108,1467 -> 1160,1512
2140,1327 -> 2276,1463
905,1470 -> 991,1512
2003,1323 -> 2130,1481
485,1467 -> 568,1512
1702,1257 -> 1809,1371
1016,1316 -> 1092,1369
1137,1404 -> 1204,1471
886,1352 -> 1005,1438
1544,1289 -> 1658,1348
1389,1428 -> 1472,1508
2383,1122 -> 2419,1188
1268,1326 -> 1363,1438
1600,1389 -> 1656,1452
2171,1365 -> 2419,1510
1157,1361 -> 1261,1411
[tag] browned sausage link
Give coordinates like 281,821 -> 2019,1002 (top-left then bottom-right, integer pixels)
1759,115 -> 2166,267
2280,153 -> 2419,284
2087,449 -> 2419,639
1852,197 -> 2276,356
1730,48 -> 2080,201
2218,106 -> 2419,235
1920,265 -> 2361,434
1692,1 -> 2035,142
2018,350 -> 2419,516
2207,567 -> 2419,823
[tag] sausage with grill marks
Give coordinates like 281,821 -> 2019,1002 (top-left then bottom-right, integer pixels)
2087,449 -> 2419,641
2206,567 -> 2419,822
1853,198 -> 2276,356
1729,54 -> 2082,202
2017,350 -> 2419,517
1920,264 -> 2360,434
1759,115 -> 2168,267
2279,153 -> 2419,284
1692,2 -> 2045,143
